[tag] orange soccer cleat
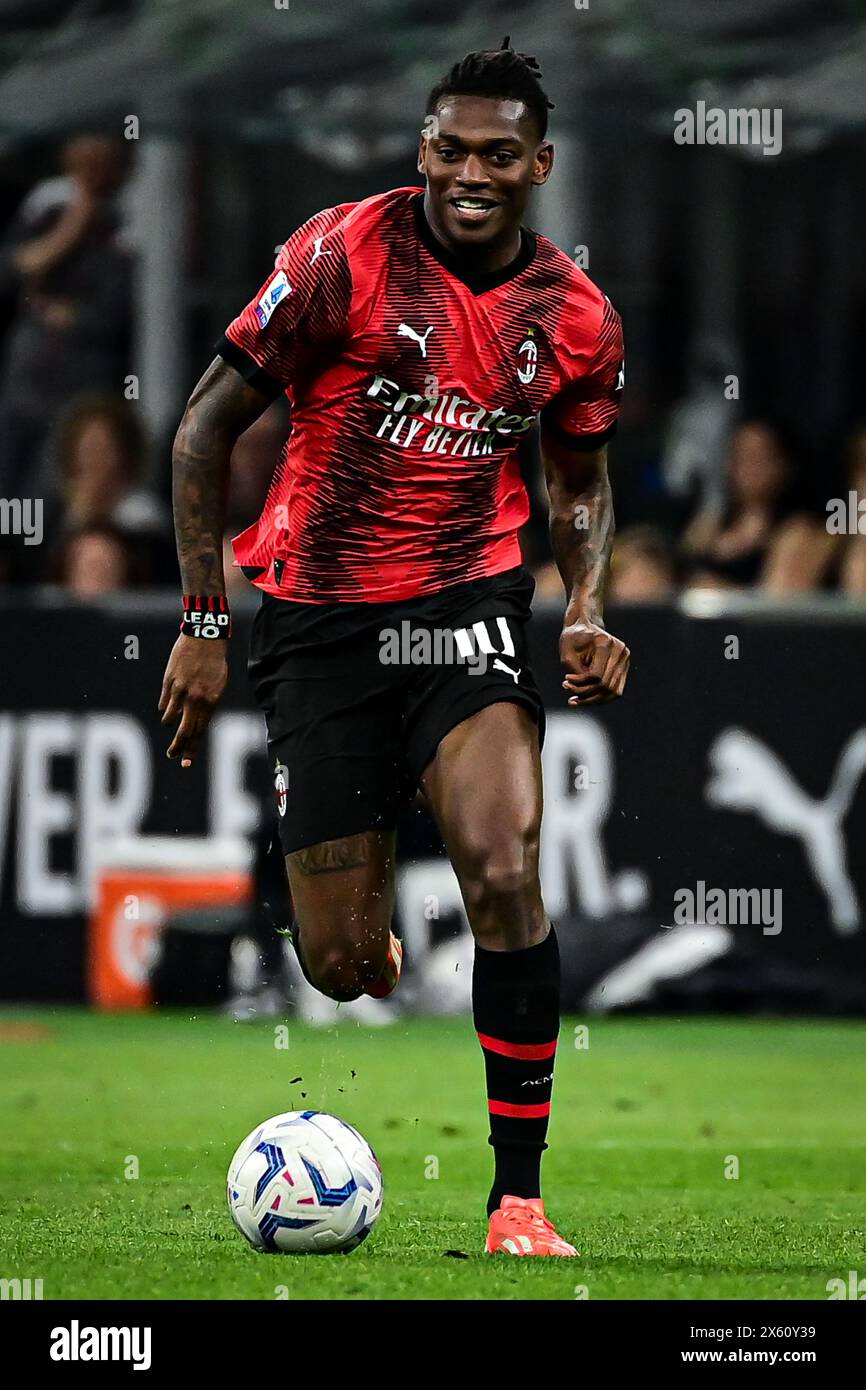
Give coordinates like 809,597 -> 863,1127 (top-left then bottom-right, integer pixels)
365,932 -> 403,999
486,1195 -> 579,1257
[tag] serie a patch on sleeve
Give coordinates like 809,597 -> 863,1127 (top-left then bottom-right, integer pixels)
255,270 -> 292,328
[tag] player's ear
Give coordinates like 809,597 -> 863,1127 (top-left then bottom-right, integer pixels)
532,141 -> 554,186
418,113 -> 438,174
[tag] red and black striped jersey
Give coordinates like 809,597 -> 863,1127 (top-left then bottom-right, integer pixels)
220,186 -> 623,603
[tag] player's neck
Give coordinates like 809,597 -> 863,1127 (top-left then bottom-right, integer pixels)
421,192 -> 523,275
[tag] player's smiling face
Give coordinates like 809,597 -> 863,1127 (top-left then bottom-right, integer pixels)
418,94 -> 553,263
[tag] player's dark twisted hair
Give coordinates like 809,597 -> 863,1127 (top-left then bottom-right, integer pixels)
426,35 -> 554,141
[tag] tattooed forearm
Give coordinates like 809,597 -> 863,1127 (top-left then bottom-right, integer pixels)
173,433 -> 229,597
289,835 -> 373,876
543,440 -> 614,626
172,358 -> 270,596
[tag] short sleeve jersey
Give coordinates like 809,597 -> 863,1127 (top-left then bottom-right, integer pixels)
220,186 -> 624,602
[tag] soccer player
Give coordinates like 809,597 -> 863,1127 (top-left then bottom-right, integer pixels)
160,39 -> 629,1257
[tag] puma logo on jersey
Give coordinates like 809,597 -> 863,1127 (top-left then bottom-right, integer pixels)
397,323 -> 433,358
310,237 -> 333,264
493,658 -> 521,684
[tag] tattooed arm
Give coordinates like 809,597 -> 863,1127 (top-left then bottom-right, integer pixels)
159,359 -> 271,766
172,358 -> 269,594
540,429 -> 630,707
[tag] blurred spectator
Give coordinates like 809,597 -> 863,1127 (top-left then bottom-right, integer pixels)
529,557 -> 562,601
763,424 -> 866,595
608,525 -> 677,603
57,395 -> 164,534
54,524 -> 136,596
682,421 -> 790,589
0,135 -> 133,499
661,338 -> 735,519
33,395 -> 170,587
760,513 -> 839,594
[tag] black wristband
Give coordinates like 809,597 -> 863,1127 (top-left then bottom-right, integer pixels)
180,594 -> 231,639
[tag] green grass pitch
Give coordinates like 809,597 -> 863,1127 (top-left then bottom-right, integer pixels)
0,1010 -> 864,1300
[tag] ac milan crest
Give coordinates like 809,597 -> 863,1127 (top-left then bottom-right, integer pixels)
274,762 -> 289,817
517,330 -> 538,385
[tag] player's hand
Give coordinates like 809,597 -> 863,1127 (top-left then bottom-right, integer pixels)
559,620 -> 629,707
159,635 -> 228,768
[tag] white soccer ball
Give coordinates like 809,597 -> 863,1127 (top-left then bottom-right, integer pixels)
226,1110 -> 383,1254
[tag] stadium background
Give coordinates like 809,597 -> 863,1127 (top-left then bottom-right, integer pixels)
0,0 -> 865,1019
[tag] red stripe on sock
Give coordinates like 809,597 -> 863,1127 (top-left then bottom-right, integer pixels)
477,1031 -> 557,1061
488,1099 -> 551,1120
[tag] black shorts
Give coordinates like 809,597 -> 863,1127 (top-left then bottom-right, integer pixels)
248,565 -> 546,854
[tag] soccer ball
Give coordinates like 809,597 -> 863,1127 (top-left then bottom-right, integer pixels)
226,1110 -> 383,1254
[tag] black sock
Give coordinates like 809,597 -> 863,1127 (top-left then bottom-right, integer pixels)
472,927 -> 561,1217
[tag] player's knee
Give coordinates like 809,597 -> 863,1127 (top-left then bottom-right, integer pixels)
306,944 -> 365,1001
459,825 -> 543,937
469,863 -> 541,930
305,937 -> 387,1002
